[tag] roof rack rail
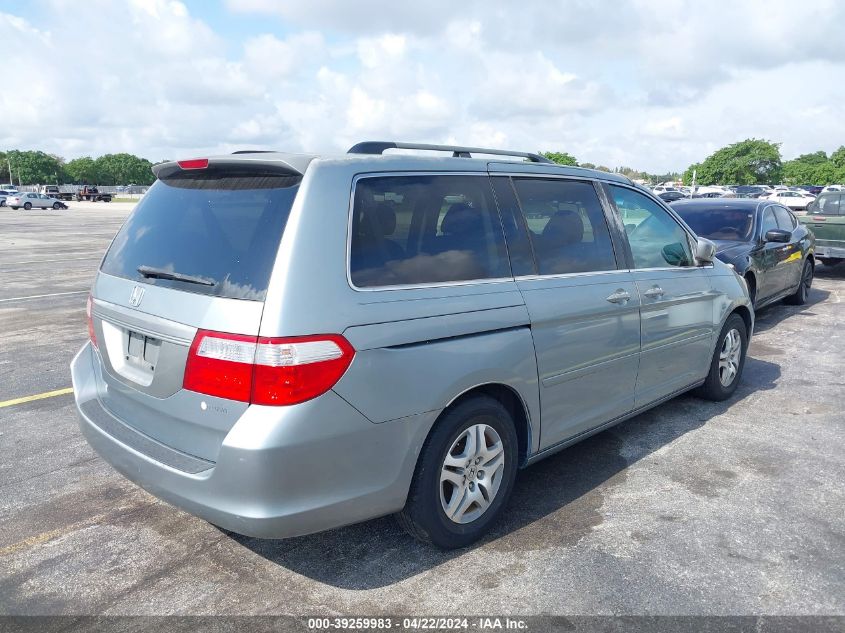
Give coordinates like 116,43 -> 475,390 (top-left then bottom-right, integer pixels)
347,141 -> 553,164
231,150 -> 279,154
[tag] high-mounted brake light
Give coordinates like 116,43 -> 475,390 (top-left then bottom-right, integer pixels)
86,294 -> 98,348
177,158 -> 209,170
183,330 -> 355,406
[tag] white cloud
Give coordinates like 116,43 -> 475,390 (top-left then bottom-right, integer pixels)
1,0 -> 844,173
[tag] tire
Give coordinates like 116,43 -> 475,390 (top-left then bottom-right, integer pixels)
784,259 -> 813,306
397,395 -> 518,549
696,313 -> 748,402
23,202 -> 32,210
53,202 -> 61,209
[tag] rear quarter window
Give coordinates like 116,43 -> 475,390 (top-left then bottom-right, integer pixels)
349,175 -> 510,288
100,166 -> 300,300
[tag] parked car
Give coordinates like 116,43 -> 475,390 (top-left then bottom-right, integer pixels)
764,189 -> 816,211
735,185 -> 769,198
799,185 -> 824,195
652,185 -> 678,195
71,142 -> 753,549
671,199 -> 815,308
802,192 -> 845,266
821,185 -> 844,193
658,190 -> 687,202
6,192 -> 68,210
0,188 -> 17,206
692,192 -> 726,199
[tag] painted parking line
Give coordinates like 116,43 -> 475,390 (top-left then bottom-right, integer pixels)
0,290 -> 88,304
0,387 -> 74,409
0,513 -> 107,557
0,256 -> 100,266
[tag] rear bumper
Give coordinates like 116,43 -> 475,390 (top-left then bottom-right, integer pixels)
71,343 -> 433,538
815,244 -> 845,259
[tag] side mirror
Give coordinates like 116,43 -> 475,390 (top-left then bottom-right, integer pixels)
765,229 -> 791,243
693,237 -> 715,265
806,201 -> 818,213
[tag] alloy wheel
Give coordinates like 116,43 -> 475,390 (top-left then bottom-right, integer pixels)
439,423 -> 506,524
719,328 -> 742,387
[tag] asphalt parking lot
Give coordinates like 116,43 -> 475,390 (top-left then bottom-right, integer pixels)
1,202 -> 843,616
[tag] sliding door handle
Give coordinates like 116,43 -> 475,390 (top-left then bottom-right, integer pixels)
606,289 -> 631,304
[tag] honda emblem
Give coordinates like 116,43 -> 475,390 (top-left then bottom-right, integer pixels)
129,286 -> 145,307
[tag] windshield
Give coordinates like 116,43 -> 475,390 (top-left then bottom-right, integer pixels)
100,166 -> 301,300
673,205 -> 755,241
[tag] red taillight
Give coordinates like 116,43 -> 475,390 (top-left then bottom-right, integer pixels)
177,158 -> 209,170
86,294 -> 98,348
182,330 -> 355,406
183,331 -> 257,402
252,335 -> 356,406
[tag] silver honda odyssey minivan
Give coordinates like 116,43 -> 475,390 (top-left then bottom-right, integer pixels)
71,142 -> 753,548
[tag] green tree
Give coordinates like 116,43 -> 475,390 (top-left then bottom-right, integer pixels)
830,145 -> 845,172
688,139 -> 782,185
579,162 -> 596,169
93,153 -> 155,185
541,151 -> 578,166
782,151 -> 836,185
683,163 -> 701,185
65,157 -> 98,184
3,150 -> 67,185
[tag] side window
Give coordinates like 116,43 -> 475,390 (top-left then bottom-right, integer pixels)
510,178 -> 617,275
773,206 -> 795,230
490,177 -> 536,276
761,207 -> 778,236
608,185 -> 694,268
349,175 -> 510,288
817,194 -> 842,215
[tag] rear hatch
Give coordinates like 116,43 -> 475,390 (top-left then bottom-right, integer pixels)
89,158 -> 304,463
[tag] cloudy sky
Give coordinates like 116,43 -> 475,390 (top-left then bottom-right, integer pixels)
1,0 -> 844,172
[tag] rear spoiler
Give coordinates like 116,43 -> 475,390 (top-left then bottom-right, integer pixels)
152,154 -> 313,180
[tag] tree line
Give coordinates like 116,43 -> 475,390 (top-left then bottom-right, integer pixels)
540,151 -> 681,184
543,140 -> 845,186
683,140 -> 845,186
0,150 -> 159,186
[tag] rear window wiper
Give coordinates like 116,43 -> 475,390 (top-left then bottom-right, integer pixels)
137,265 -> 215,286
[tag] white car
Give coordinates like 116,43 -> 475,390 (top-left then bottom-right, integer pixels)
6,192 -> 68,210
694,186 -> 727,196
652,185 -> 678,194
0,189 -> 18,206
764,190 -> 816,211
821,185 -> 844,193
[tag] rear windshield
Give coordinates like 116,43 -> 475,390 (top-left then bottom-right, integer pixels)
673,205 -> 755,241
100,166 -> 300,300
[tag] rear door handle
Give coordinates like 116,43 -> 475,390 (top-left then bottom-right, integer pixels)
606,289 -> 631,304
644,286 -> 665,299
